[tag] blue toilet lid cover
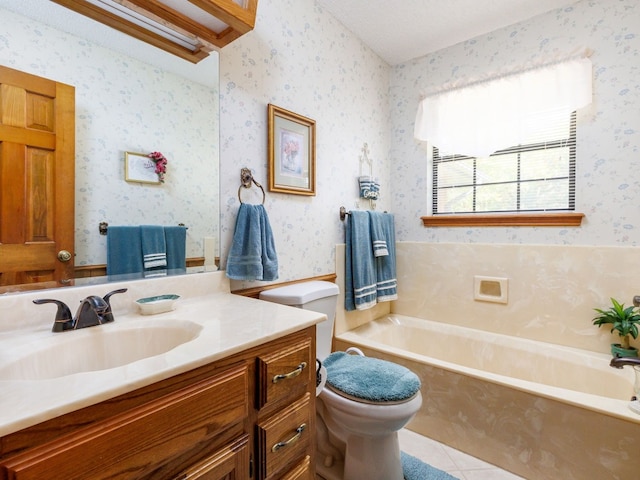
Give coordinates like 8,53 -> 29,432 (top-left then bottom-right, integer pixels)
323,351 -> 421,403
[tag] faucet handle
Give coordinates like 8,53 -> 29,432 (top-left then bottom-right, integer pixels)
101,288 -> 128,324
33,299 -> 74,332
103,288 -> 128,306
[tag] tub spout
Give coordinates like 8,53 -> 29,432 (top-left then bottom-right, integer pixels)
609,356 -> 640,369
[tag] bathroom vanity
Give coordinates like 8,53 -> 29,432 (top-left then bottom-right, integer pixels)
0,272 -> 322,479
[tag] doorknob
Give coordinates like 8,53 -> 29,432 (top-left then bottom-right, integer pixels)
57,250 -> 72,262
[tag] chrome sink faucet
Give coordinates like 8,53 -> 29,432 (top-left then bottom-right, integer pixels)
33,288 -> 128,332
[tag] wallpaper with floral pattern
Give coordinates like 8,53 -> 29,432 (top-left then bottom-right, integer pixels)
221,0 -> 639,288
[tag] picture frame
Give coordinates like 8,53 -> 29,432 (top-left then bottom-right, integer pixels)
125,151 -> 160,184
268,104 -> 316,195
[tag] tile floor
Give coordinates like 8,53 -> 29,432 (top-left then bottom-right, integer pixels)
398,429 -> 526,480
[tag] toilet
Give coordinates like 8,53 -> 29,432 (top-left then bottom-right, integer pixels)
260,281 -> 422,480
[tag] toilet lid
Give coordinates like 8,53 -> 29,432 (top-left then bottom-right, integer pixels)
323,351 -> 421,403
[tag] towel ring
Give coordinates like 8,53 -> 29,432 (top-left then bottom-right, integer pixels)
238,167 -> 265,205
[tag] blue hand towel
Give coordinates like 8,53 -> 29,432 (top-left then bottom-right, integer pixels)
258,206 -> 278,281
106,226 -> 144,276
369,211 -> 389,257
344,210 -> 377,311
140,225 -> 167,271
226,204 -> 278,281
164,225 -> 187,272
370,211 -> 397,302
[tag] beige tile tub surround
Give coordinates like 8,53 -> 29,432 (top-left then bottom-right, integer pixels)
392,242 -> 640,354
0,271 -> 325,436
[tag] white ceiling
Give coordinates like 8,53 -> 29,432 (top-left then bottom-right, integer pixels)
316,0 -> 580,65
1,0 -> 580,78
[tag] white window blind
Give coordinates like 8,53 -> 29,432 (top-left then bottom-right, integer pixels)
433,109 -> 576,214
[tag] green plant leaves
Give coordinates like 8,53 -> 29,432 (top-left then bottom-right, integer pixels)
592,297 -> 640,342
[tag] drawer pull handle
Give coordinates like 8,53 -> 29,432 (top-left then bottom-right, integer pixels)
272,362 -> 307,383
272,423 -> 307,452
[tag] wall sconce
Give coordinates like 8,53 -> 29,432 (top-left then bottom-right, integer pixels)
51,0 -> 258,63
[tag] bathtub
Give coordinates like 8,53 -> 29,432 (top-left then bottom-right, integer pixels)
333,315 -> 640,480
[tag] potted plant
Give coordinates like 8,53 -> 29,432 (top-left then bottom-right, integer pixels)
592,297 -> 640,358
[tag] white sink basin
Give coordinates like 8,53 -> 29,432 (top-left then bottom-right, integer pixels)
0,319 -> 202,381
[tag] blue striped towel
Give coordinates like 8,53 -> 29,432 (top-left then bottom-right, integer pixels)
141,225 -> 167,271
370,211 -> 397,302
345,210 -> 377,311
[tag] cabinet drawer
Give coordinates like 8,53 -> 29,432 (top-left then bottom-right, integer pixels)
280,455 -> 313,480
256,393 -> 312,480
0,364 -> 248,480
256,338 -> 312,410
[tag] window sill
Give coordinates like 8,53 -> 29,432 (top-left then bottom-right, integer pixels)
421,212 -> 585,227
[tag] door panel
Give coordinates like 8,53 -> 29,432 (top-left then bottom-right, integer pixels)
0,66 -> 75,289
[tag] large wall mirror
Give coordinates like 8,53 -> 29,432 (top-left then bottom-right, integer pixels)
0,0 -> 220,292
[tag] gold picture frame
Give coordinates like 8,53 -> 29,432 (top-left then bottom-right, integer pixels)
125,151 -> 160,184
268,104 -> 316,195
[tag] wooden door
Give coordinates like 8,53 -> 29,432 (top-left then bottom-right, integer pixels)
0,66 -> 75,289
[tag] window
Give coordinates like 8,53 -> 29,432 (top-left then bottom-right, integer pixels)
432,110 -> 576,215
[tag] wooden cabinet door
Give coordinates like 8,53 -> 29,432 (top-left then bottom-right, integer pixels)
0,365 -> 248,480
0,65 -> 75,289
179,435 -> 250,480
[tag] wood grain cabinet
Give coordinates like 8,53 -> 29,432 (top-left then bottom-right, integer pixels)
0,327 -> 316,480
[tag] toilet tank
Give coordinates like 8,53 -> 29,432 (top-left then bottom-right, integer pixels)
259,281 -> 339,361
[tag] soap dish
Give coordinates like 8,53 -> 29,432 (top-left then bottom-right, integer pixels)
136,294 -> 180,315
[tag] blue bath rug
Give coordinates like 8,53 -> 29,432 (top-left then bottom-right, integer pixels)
402,451 -> 459,480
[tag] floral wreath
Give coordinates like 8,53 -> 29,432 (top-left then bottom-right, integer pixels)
148,151 -> 167,183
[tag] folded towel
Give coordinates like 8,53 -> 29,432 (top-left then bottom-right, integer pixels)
369,211 -> 389,257
141,225 -> 167,271
164,225 -> 187,272
344,210 -> 377,311
106,226 -> 144,276
226,204 -> 278,281
371,212 -> 398,302
358,175 -> 379,200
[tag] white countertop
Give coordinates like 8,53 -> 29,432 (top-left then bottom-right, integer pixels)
0,272 -> 325,437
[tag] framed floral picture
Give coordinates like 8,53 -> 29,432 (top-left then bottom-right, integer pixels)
268,104 -> 316,195
125,151 -> 167,184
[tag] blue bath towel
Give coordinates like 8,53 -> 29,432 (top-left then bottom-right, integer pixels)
345,210 -> 377,311
141,225 -> 167,271
164,225 -> 187,272
226,204 -> 278,281
370,211 -> 398,302
106,226 -> 144,276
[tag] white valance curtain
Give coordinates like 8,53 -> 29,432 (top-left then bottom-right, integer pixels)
414,57 -> 593,157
